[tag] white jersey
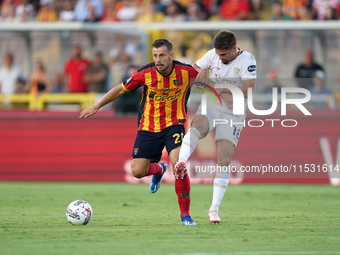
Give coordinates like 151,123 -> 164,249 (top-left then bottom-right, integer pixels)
195,48 -> 256,111
0,65 -> 24,95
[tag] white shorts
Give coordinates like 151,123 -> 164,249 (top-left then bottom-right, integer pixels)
194,103 -> 245,148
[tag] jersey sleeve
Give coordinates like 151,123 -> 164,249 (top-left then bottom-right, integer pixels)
195,49 -> 214,70
240,53 -> 257,80
121,70 -> 143,91
189,66 -> 199,78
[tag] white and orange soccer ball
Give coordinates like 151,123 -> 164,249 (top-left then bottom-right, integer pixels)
66,200 -> 93,225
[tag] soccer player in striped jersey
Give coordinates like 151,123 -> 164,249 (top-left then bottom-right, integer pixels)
80,39 -> 198,225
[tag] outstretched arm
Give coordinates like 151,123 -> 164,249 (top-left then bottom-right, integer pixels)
79,84 -> 126,118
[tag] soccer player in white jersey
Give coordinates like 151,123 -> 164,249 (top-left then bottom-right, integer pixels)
174,30 -> 257,223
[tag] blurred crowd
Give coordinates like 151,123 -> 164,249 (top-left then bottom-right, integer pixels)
0,43 -> 145,112
0,45 -> 133,93
1,0 -> 340,22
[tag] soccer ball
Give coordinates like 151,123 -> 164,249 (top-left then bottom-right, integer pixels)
66,200 -> 93,225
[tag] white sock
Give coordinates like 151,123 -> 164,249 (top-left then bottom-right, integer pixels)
178,127 -> 201,163
210,171 -> 230,211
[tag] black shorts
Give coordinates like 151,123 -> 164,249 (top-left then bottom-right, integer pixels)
131,125 -> 185,163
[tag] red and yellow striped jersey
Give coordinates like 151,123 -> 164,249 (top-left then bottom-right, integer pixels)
122,61 -> 198,132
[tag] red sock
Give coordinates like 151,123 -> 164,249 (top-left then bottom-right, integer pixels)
175,174 -> 191,217
146,163 -> 163,176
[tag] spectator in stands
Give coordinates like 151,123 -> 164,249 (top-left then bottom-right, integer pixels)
100,0 -> 123,21
115,0 -> 137,21
184,2 -> 207,21
249,0 -> 262,20
73,0 -> 104,22
84,49 -> 109,93
219,0 -> 251,20
25,59 -> 52,94
202,0 -> 221,20
36,0 -> 58,22
294,50 -> 324,89
269,0 -> 293,20
158,0 -> 186,14
137,0 -> 164,22
59,0 -> 74,21
63,45 -> 91,93
109,51 -> 132,89
51,0 -> 63,17
15,0 -> 35,21
297,5 -> 313,20
108,34 -> 138,87
0,52 -> 25,95
163,2 -> 185,22
308,70 -> 332,95
31,0 -> 40,14
113,64 -> 141,114
176,44 -> 194,65
263,70 -> 283,94
51,72 -> 64,93
283,0 -> 306,20
16,77 -> 27,93
1,0 -> 16,21
312,0 -> 339,20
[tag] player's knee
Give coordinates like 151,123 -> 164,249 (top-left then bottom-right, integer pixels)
217,157 -> 231,167
131,168 -> 144,179
131,164 -> 146,179
192,123 -> 207,137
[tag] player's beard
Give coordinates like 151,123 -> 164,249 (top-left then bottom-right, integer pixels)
222,59 -> 231,64
156,64 -> 166,72
222,51 -> 237,64
156,57 -> 171,73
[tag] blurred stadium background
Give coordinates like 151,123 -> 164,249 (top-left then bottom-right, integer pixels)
0,0 -> 340,186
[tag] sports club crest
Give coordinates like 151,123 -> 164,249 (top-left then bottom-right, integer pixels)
180,192 -> 190,199
134,148 -> 139,155
233,67 -> 240,75
173,79 -> 179,86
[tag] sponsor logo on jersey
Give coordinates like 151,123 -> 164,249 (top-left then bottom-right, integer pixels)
148,91 -> 182,102
161,88 -> 171,93
233,67 -> 240,75
247,65 -> 256,72
151,87 -> 178,93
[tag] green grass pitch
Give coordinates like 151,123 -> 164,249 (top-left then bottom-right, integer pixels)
0,182 -> 339,255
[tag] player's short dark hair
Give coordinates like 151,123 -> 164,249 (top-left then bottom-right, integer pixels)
213,30 -> 237,51
151,39 -> 173,53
